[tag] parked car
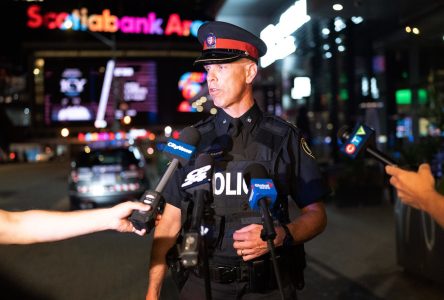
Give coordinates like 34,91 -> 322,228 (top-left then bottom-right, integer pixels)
69,145 -> 150,210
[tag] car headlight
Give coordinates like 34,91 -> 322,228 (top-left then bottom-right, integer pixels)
90,185 -> 106,196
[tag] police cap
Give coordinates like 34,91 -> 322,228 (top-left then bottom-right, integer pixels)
194,21 -> 267,66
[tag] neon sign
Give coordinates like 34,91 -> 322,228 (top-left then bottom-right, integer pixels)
27,5 -> 204,37
177,72 -> 207,112
178,72 -> 207,100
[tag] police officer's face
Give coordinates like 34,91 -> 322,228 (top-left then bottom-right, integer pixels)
204,60 -> 257,113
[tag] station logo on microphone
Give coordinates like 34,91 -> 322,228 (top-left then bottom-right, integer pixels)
345,126 -> 367,155
253,181 -> 274,190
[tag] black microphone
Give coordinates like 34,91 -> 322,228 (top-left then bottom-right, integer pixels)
129,126 -> 201,232
338,124 -> 396,166
179,153 -> 214,267
207,135 -> 233,160
243,164 -> 278,241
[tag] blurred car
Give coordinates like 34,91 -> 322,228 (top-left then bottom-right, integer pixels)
69,145 -> 150,210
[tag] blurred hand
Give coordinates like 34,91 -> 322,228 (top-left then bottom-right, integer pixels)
386,163 -> 436,210
155,213 -> 162,226
109,201 -> 151,236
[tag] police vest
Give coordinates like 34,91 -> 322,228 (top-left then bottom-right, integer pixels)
192,115 -> 293,263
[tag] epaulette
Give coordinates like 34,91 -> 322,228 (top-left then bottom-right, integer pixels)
260,114 -> 300,137
192,115 -> 215,135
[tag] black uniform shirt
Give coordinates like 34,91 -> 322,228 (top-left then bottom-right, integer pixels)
162,103 -> 329,211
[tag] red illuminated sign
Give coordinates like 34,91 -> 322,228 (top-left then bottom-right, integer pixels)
27,5 -> 204,37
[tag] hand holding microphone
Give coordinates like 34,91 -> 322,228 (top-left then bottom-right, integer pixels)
233,164 -> 279,260
239,163 -> 286,300
129,126 -> 201,233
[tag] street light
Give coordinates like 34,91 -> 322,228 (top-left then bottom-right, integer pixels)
61,128 -> 70,137
123,115 -> 131,125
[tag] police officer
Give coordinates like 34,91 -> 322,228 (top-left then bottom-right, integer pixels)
146,21 -> 328,300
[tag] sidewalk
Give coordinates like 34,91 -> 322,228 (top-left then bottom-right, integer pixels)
300,202 -> 444,300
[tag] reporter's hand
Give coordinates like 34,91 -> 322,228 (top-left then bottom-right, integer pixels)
155,213 -> 162,226
108,201 -> 151,236
386,163 -> 436,210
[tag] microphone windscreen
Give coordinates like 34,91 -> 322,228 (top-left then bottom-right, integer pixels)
337,126 -> 350,143
207,135 -> 233,159
180,126 -> 201,146
243,163 -> 269,185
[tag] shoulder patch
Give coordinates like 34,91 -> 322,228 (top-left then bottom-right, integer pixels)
301,137 -> 315,159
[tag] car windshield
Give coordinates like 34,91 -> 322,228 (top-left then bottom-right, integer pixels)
76,148 -> 139,167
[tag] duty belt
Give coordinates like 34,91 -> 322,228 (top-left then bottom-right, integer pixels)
196,255 -> 281,284
193,250 -> 305,291
206,264 -> 249,283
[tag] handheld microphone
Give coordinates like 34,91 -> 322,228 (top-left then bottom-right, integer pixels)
338,123 -> 396,166
244,164 -> 277,241
244,164 -> 287,300
180,153 -> 214,267
129,126 -> 201,232
207,135 -> 233,160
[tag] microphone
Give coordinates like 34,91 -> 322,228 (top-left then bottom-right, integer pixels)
179,153 -> 214,267
338,123 -> 396,166
129,126 -> 201,232
207,135 -> 233,160
243,164 -> 277,241
244,164 -> 287,300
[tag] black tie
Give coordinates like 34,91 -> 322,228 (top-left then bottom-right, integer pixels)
230,118 -> 242,137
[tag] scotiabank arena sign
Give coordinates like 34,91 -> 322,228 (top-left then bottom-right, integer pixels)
27,4 -> 204,37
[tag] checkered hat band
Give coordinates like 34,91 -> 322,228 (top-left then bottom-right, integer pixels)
203,38 -> 258,59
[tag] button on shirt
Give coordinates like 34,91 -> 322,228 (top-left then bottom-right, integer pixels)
218,106 -> 260,157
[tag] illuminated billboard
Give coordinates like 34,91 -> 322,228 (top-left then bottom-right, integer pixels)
44,59 -> 104,124
43,58 -> 158,125
41,56 -> 212,126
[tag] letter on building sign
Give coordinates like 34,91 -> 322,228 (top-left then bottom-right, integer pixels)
103,9 -> 118,32
165,13 -> 183,36
148,12 -> 163,35
27,5 -> 43,28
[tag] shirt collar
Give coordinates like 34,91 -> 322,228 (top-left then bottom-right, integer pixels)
215,102 -> 262,135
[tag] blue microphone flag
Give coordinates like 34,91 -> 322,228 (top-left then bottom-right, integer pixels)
163,138 -> 196,161
248,178 -> 277,211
